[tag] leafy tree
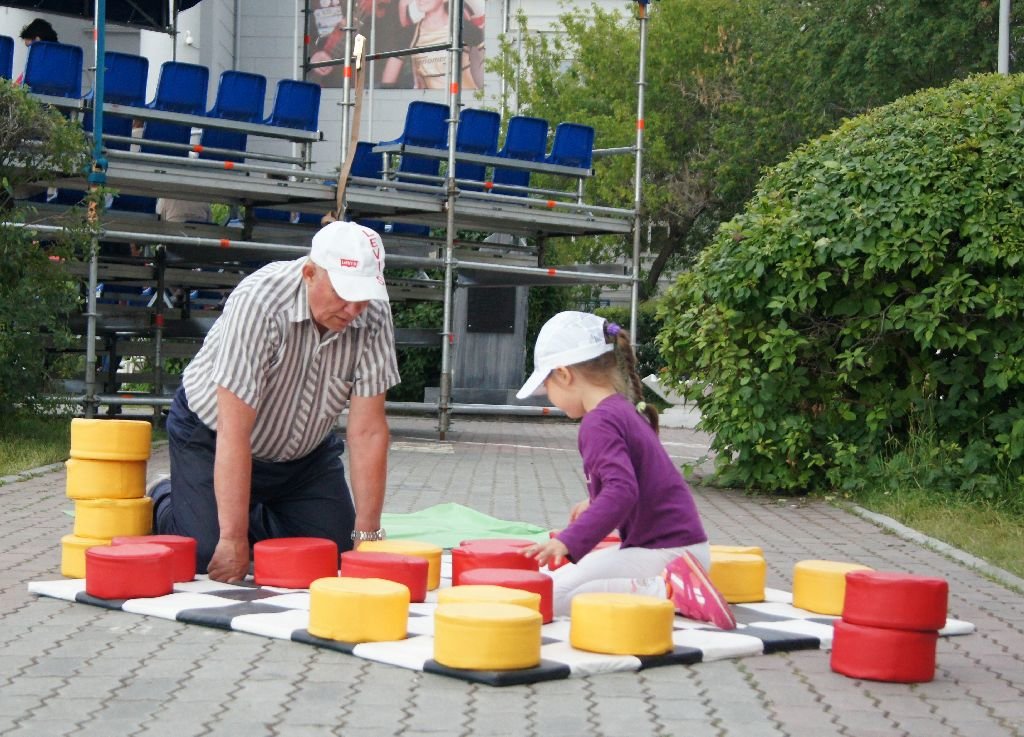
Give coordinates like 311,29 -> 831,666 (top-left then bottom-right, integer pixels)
0,79 -> 93,413
493,0 -> 1015,294
657,73 -> 1024,495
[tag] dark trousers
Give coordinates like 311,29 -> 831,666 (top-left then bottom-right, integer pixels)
152,387 -> 355,573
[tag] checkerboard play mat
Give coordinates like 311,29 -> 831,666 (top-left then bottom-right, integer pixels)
28,556 -> 975,687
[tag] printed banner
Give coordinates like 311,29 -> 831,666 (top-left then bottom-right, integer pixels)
306,0 -> 485,90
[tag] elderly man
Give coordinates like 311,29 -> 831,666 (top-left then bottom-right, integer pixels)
151,221 -> 400,582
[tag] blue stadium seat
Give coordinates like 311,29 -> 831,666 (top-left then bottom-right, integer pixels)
23,41 -> 84,98
30,189 -> 155,214
384,101 -> 449,184
108,194 -> 157,213
350,141 -> 384,179
492,115 -> 549,196
253,208 -> 321,225
264,79 -> 321,131
27,188 -> 87,205
384,222 -> 430,237
200,70 -> 267,162
347,142 -> 429,236
253,208 -> 291,222
0,35 -> 13,81
454,108 -> 500,191
104,52 -> 149,105
142,61 -> 210,157
207,70 -> 266,121
394,101 -> 449,147
84,52 -> 149,151
96,283 -> 150,307
148,61 -> 209,113
346,144 -> 393,232
545,122 -> 595,170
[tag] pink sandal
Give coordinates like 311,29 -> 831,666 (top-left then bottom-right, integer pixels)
664,551 -> 737,630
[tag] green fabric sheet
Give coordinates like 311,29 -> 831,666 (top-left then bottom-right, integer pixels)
380,503 -> 551,549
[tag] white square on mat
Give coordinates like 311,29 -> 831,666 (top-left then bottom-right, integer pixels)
354,635 -> 435,671
232,609 -> 311,639
672,628 -> 765,661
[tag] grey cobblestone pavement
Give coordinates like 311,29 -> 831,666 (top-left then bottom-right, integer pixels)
1,414 -> 1022,736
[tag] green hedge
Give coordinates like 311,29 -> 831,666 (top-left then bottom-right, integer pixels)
1,80 -> 92,413
658,73 -> 1024,494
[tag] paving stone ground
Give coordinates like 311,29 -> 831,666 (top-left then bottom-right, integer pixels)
1,414 -> 1022,737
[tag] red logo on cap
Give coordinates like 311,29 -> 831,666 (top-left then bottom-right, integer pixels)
339,258 -> 359,268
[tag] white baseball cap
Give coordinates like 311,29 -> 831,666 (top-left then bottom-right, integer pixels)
309,221 -> 389,302
516,311 -> 614,399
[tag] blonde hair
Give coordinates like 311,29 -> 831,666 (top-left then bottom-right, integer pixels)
572,321 -> 659,434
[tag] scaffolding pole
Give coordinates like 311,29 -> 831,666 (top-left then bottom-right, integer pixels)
999,0 -> 1012,73
438,0 -> 465,439
629,0 -> 649,341
83,0 -> 110,418
341,0 -> 355,163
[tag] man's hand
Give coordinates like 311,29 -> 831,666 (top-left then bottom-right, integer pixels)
207,536 -> 249,583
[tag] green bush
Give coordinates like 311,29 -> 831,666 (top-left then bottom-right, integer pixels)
658,73 -> 1024,495
1,80 -> 93,413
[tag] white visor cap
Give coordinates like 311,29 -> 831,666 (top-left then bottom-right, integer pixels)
515,311 -> 614,399
309,220 -> 389,302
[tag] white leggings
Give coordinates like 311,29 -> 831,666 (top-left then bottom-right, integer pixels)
548,542 -> 711,617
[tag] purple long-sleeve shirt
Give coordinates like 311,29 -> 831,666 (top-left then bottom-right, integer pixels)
556,393 -> 708,563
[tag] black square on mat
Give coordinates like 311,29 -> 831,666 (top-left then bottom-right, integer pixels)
177,602 -> 294,629
75,592 -> 129,610
740,625 -> 821,654
423,659 -> 571,686
731,608 -> 796,626
200,588 -> 291,602
637,645 -> 703,669
291,630 -> 358,654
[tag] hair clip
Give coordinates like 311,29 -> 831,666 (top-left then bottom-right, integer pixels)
635,401 -> 647,414
605,322 -> 621,337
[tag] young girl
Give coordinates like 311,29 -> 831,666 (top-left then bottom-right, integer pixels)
518,311 -> 736,629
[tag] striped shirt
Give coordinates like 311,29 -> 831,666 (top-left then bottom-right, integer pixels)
181,258 -> 400,462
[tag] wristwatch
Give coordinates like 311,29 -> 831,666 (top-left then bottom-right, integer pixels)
350,528 -> 387,542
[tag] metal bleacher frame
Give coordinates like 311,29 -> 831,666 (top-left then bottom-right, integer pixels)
13,0 -> 652,436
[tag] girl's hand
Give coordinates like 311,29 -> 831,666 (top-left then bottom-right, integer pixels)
568,498 -> 590,523
523,539 -> 569,568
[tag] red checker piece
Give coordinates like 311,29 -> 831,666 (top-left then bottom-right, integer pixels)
254,537 -> 339,588
85,543 -> 174,600
458,538 -> 535,551
112,534 -> 197,583
830,619 -> 939,683
340,550 -> 429,603
451,540 -> 539,585
459,568 -> 555,623
842,570 -> 949,631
